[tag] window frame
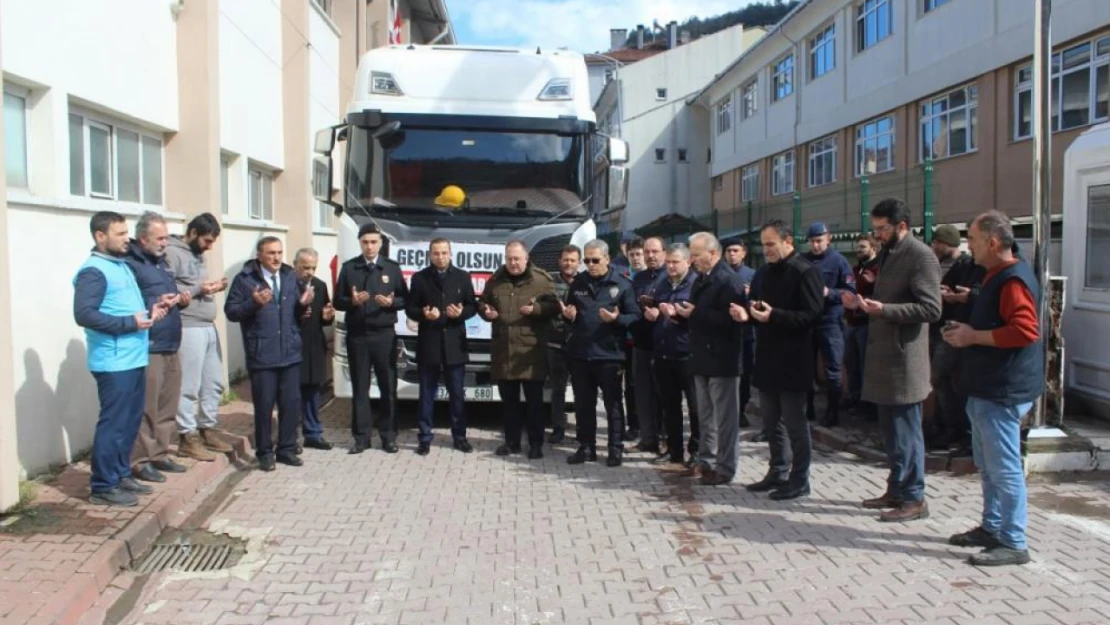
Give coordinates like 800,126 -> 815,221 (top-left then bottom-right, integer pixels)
854,115 -> 896,177
1014,35 -> 1110,140
741,80 -> 758,119
656,88 -> 668,101
856,0 -> 893,53
677,148 -> 688,163
741,164 -> 759,203
248,166 -> 275,221
220,155 -> 231,215
1086,183 -> 1110,290
809,24 -> 836,81
310,0 -> 331,16
923,0 -> 953,14
3,85 -> 30,189
68,109 -> 164,206
717,96 -> 733,134
713,175 -> 724,192
654,148 -> 666,163
808,136 -> 838,188
771,151 -> 795,196
920,83 -> 978,162
772,54 -> 795,102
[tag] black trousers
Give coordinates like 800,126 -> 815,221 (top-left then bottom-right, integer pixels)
348,331 -> 397,445
498,380 -> 546,449
623,344 -> 638,431
653,357 -> 700,461
763,390 -> 811,486
739,335 -> 754,416
572,360 -> 625,450
548,348 -> 571,431
249,364 -> 300,459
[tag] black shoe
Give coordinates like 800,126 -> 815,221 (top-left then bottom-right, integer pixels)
134,464 -> 166,483
451,439 -> 472,453
770,484 -> 811,501
495,443 -> 521,456
119,477 -> 154,494
566,445 -> 597,464
651,453 -> 680,465
277,454 -> 303,467
606,448 -> 623,467
626,428 -> 640,441
295,445 -> 303,455
150,458 -> 187,473
416,442 -> 431,456
969,546 -> 1031,567
818,414 -> 839,428
89,487 -> 138,507
259,456 -> 276,471
547,428 -> 566,444
304,438 -> 333,451
382,441 -> 399,454
528,447 -> 543,460
348,441 -> 369,455
949,526 -> 1003,549
746,475 -> 788,493
635,441 -> 661,454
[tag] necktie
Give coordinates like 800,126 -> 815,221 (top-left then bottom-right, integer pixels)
271,274 -> 280,302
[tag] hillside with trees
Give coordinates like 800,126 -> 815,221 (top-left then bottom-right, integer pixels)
624,0 -> 800,46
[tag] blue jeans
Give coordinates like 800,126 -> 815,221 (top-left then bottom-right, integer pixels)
418,364 -> 467,443
301,384 -> 324,441
968,397 -> 1032,551
878,403 -> 925,502
91,367 -> 146,493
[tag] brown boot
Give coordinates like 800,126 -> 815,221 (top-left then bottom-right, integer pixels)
862,492 -> 903,509
178,433 -> 217,462
200,428 -> 234,454
880,499 -> 929,523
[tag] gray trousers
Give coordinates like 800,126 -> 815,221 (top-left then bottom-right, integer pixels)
762,390 -> 811,486
694,375 -> 740,479
177,325 -> 224,434
634,348 -> 662,446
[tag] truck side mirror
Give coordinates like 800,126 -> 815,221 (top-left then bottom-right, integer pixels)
608,137 -> 629,165
312,156 -> 339,210
314,127 -> 335,155
608,165 -> 629,210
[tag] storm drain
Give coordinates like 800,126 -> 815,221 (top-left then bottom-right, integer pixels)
130,530 -> 246,574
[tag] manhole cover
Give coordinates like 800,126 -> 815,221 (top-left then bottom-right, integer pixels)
130,530 -> 246,574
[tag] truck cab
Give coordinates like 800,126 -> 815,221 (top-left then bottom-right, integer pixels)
312,44 -> 630,403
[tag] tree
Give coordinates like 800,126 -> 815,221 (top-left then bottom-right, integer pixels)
621,1 -> 799,48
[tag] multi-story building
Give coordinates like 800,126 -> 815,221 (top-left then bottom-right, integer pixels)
0,0 -> 454,503
594,22 -> 766,233
693,0 -> 1110,245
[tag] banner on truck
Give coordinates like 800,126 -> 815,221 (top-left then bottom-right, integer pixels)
389,241 -> 505,340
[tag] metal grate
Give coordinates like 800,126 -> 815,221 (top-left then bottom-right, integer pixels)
132,542 -> 236,574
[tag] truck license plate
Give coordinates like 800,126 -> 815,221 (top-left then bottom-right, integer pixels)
436,386 -> 495,401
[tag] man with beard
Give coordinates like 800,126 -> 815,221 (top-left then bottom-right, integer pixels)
845,235 -> 880,419
803,222 -> 856,427
745,220 -> 824,501
845,198 -> 941,523
75,212 -> 172,506
164,213 -> 234,462
547,245 -> 581,444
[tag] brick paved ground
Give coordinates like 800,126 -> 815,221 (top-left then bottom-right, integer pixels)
92,398 -> 1110,625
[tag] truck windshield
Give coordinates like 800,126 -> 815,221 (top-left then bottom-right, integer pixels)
346,126 -> 588,221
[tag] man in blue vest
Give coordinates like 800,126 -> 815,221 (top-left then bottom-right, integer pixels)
942,211 -> 1043,567
74,212 -> 173,507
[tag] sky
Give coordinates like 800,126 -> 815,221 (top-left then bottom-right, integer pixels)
446,0 -> 760,54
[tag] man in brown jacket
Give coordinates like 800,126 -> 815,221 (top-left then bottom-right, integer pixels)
844,198 -> 942,523
478,241 -> 559,459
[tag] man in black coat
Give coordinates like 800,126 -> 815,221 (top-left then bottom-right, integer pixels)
294,248 -> 334,451
745,220 -> 825,500
225,237 -> 314,471
405,238 -> 478,455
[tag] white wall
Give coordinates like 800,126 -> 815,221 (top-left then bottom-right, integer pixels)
307,4 -> 342,295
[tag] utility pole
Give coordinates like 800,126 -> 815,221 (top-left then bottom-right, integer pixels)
1031,0 -> 1056,430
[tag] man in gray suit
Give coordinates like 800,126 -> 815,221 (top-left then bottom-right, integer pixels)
844,198 -> 941,523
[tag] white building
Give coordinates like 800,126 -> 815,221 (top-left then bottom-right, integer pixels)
594,22 -> 765,233
0,0 -> 454,506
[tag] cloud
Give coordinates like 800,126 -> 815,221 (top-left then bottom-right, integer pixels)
449,0 -> 755,54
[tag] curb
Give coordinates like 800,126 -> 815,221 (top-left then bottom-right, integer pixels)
38,431 -> 254,625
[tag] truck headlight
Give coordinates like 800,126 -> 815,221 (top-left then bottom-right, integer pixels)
371,72 -> 404,96
537,78 -> 573,101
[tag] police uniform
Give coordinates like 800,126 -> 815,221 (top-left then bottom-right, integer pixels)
802,222 -> 856,427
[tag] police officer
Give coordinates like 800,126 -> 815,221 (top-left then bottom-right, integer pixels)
333,223 -> 408,455
723,236 -> 756,429
630,237 -> 665,454
562,239 -> 641,467
803,222 -> 856,427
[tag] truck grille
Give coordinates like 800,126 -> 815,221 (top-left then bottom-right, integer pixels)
530,233 -> 573,274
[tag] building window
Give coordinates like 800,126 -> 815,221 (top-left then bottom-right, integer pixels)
654,148 -> 666,163
772,151 -> 795,196
741,80 -> 757,119
741,165 -> 759,202
68,111 -> 163,205
921,84 -> 978,161
248,167 -> 274,221
717,96 -> 732,134
3,89 -> 29,189
310,0 -> 331,16
1087,184 -> 1110,289
1014,36 -> 1110,139
220,155 -> 230,214
856,0 -> 892,53
677,149 -> 688,163
656,88 -> 667,100
772,55 -> 794,101
924,0 -> 953,13
808,136 -> 837,187
855,115 -> 895,176
809,25 -> 836,81
713,176 -> 724,192
317,202 -> 333,229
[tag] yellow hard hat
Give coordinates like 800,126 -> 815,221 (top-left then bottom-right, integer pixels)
435,185 -> 467,209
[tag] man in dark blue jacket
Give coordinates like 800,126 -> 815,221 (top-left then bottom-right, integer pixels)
125,212 -> 191,484
562,239 -> 641,467
225,236 -> 313,471
651,243 -> 700,465
723,236 -> 756,430
630,237 -> 665,453
803,221 -> 856,427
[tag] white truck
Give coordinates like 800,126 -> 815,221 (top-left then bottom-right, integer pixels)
312,43 -> 630,403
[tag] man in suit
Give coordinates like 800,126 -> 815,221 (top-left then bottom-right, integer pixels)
723,236 -> 756,430
406,238 -> 478,455
225,237 -> 314,471
294,248 -> 335,451
333,223 -> 408,454
844,198 -> 942,522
